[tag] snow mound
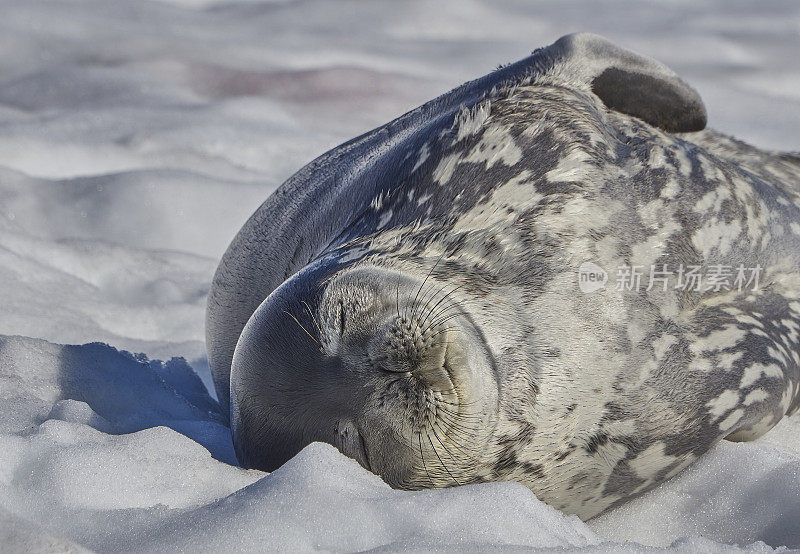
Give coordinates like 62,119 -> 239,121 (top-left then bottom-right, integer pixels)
0,334 -> 232,461
132,443 -> 602,553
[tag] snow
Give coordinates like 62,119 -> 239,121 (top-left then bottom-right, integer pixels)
3,335 -> 794,552
0,0 -> 798,551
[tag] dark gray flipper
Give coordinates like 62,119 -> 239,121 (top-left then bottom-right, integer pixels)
549,33 -> 707,132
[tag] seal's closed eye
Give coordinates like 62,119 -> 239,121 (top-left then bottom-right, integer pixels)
547,33 -> 707,132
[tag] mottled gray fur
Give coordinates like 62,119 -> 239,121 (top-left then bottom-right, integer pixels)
206,33 -> 800,519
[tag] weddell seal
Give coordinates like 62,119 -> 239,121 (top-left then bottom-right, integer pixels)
206,33 -> 800,518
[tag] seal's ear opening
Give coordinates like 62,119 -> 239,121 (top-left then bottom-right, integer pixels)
548,33 -> 707,133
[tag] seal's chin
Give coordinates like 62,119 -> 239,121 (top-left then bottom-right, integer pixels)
229,264 -> 499,489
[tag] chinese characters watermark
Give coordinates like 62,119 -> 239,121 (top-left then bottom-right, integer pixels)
578,262 -> 762,294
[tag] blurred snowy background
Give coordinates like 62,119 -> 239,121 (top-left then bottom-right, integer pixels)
0,0 -> 798,551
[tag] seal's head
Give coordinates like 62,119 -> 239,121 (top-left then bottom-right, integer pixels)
230,263 -> 499,488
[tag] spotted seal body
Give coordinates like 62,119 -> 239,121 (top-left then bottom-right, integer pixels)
206,33 -> 800,519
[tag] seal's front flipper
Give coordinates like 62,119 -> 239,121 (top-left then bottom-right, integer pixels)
545,33 -> 707,133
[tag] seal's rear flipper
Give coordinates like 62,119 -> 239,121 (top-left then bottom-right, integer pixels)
545,33 -> 707,133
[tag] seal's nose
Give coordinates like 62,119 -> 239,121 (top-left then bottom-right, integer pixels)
367,313 -> 456,390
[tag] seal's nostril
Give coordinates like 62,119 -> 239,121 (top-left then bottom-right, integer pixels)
370,312 -> 457,379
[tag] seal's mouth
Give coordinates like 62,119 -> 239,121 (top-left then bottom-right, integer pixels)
353,311 -> 496,489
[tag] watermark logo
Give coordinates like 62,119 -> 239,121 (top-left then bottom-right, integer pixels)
577,262 -> 762,294
578,261 -> 608,293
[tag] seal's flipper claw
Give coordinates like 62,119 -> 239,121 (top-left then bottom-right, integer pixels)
547,33 -> 707,133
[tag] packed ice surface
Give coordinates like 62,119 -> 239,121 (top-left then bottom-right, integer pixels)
0,0 -> 798,552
